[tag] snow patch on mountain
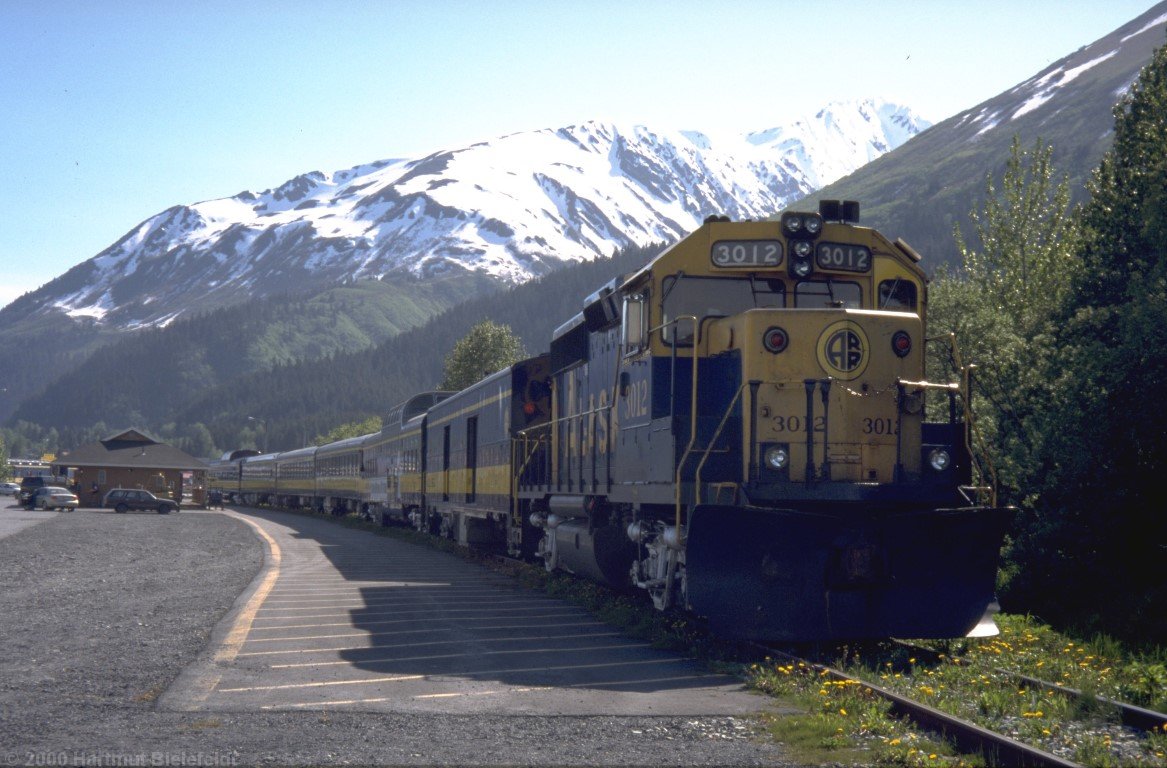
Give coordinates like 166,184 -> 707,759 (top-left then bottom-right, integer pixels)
20,99 -> 929,329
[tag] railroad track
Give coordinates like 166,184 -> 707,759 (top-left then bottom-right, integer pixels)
757,643 -> 1094,768
891,639 -> 1167,734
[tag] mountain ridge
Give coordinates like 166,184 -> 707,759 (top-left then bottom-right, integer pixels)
0,99 -> 929,333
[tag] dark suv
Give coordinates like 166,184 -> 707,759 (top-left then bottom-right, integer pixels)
103,488 -> 179,514
20,476 -> 69,508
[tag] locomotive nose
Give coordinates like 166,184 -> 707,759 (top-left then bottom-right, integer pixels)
686,504 -> 1009,641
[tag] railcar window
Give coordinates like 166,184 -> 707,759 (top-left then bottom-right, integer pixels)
661,276 -> 785,345
793,280 -> 861,308
879,278 -> 918,311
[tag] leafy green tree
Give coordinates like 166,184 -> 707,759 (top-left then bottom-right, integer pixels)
181,422 -> 217,458
928,137 -> 1080,501
312,415 -> 383,446
440,320 -> 528,391
1005,41 -> 1167,642
0,433 -> 11,481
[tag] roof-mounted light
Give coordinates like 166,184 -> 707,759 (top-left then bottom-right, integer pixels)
781,211 -> 824,239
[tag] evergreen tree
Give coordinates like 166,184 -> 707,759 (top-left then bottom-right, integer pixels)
440,320 -> 528,391
1005,40 -> 1167,642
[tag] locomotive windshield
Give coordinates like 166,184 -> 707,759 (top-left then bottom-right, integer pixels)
661,275 -> 784,344
793,279 -> 861,308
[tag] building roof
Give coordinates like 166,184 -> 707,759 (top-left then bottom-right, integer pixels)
55,428 -> 207,471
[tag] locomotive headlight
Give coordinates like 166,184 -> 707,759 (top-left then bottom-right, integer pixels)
765,445 -> 790,470
804,216 -> 822,235
793,240 -> 813,257
928,448 -> 952,472
783,215 -> 803,234
791,258 -> 814,278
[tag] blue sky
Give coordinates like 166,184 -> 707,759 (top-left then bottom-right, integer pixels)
1,0 -> 1161,308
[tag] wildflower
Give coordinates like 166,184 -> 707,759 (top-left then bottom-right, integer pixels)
839,708 -> 847,716
889,738 -> 902,746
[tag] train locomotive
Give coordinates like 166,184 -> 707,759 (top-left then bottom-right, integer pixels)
208,201 -> 1010,642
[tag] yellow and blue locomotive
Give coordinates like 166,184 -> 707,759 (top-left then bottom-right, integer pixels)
512,201 -> 1009,640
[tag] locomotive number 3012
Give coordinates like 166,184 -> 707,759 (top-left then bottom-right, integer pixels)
711,240 -> 784,268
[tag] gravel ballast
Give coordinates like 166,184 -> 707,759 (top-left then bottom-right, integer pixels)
0,509 -> 794,766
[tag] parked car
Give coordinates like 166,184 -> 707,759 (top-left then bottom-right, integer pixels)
32,486 -> 78,511
102,488 -> 179,514
20,476 -> 67,508
0,481 -> 20,496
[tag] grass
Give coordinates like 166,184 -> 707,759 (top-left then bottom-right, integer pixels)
751,615 -> 1167,766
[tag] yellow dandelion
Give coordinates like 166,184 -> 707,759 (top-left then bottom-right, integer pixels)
889,738 -> 902,746
839,708 -> 847,716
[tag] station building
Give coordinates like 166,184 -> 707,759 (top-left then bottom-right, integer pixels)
53,428 -> 208,507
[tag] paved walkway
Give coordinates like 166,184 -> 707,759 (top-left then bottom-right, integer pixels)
163,507 -> 769,717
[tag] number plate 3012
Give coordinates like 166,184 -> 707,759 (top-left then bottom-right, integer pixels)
711,240 -> 784,268
815,243 -> 872,272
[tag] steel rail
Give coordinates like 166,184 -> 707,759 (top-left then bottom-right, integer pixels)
892,639 -> 1167,733
757,644 -> 1083,768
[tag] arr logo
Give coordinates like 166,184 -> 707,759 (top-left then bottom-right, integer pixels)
816,321 -> 869,380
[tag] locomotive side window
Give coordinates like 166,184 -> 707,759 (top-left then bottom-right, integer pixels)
793,280 -> 861,308
622,293 -> 648,353
879,278 -> 918,311
661,276 -> 785,345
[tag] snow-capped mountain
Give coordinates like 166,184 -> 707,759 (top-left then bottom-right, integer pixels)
6,99 -> 928,330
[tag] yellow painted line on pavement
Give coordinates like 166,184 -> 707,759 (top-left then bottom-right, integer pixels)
215,515 -> 283,664
168,510 -> 284,707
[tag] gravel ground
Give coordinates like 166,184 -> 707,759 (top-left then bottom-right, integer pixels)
0,509 -> 797,767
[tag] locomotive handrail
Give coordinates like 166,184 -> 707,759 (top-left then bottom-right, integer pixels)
693,382 -> 746,503
925,333 -> 1000,507
666,316 -> 701,539
511,430 -> 551,518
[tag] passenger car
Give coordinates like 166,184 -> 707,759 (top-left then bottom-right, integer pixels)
20,476 -> 67,508
103,488 -> 179,514
33,486 -> 78,511
0,481 -> 20,496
